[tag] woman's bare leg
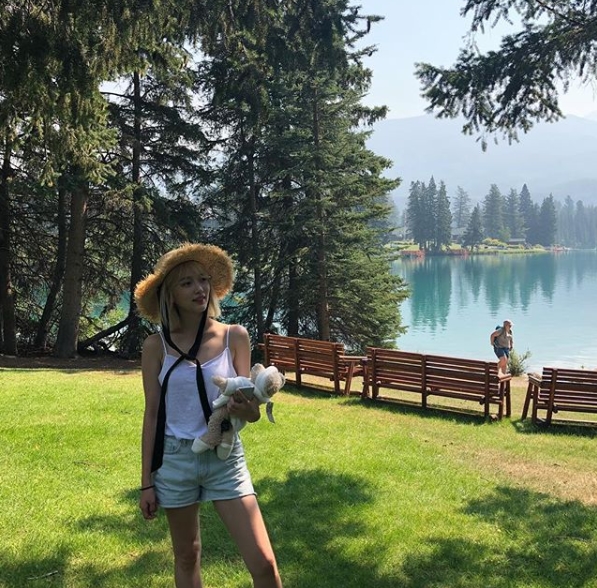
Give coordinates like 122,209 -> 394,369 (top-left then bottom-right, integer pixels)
165,504 -> 203,588
214,495 -> 282,588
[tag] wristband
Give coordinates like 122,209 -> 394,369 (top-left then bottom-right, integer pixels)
140,485 -> 155,491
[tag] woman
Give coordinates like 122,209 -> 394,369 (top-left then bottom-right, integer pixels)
134,243 -> 282,588
490,319 -> 514,377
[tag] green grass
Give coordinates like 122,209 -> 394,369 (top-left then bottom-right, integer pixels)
2,368 -> 597,587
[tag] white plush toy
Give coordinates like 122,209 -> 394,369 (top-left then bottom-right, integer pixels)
191,363 -> 285,460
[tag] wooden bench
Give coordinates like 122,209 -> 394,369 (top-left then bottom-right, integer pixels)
363,348 -> 511,419
423,354 -> 511,419
263,333 -> 365,395
521,367 -> 597,425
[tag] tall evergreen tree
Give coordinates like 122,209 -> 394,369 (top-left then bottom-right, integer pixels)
519,184 -> 543,245
406,181 -> 424,246
422,177 -> 438,252
462,205 -> 484,250
452,186 -> 471,229
482,184 -> 505,240
537,195 -> 558,247
504,188 -> 525,240
558,195 -> 576,247
434,181 -> 452,251
199,0 -> 407,350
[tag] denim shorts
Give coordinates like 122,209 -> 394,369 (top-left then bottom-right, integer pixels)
494,347 -> 510,359
153,436 -> 255,508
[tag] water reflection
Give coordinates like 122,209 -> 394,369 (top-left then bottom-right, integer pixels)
394,251 -> 597,370
409,257 -> 452,330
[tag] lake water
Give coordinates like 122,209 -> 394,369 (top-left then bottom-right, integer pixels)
393,250 -> 597,373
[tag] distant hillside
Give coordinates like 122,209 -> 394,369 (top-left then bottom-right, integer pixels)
366,114 -> 597,207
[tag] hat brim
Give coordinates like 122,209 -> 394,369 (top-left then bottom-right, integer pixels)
134,243 -> 234,323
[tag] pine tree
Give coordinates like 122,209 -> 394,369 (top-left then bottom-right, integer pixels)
422,177 -> 438,252
406,181 -> 425,247
199,0 -> 407,349
415,0 -> 597,143
482,184 -> 505,240
452,186 -> 471,229
434,181 -> 452,251
558,196 -> 576,247
537,195 -> 558,246
504,188 -> 525,240
518,184 -> 542,245
462,205 -> 484,250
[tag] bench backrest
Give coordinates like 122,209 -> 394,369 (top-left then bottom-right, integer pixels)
367,348 -> 426,392
425,354 -> 500,395
538,367 -> 597,408
263,333 -> 298,371
296,338 -> 344,373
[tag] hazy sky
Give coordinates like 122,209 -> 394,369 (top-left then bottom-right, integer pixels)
359,0 -> 597,119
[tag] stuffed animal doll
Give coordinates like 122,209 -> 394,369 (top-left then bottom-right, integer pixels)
191,364 -> 285,460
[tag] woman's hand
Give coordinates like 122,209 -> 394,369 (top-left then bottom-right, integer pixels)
139,487 -> 158,520
227,391 -> 261,423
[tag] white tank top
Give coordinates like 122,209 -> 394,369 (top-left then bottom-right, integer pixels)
158,327 -> 236,439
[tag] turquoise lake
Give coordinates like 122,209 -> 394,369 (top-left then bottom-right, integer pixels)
393,250 -> 597,372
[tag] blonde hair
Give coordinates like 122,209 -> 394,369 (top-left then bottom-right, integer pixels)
158,261 -> 222,330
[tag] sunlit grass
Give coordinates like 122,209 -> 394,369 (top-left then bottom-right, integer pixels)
2,368 -> 597,587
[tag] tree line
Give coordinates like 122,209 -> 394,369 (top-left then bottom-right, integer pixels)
0,1 -> 409,358
403,179 -> 597,250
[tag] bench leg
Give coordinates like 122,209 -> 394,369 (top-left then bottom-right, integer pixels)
521,382 -> 534,420
343,365 -> 355,396
360,380 -> 370,399
531,390 -> 539,424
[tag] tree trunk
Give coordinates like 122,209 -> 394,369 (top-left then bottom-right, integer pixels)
311,93 -> 330,340
0,133 -> 17,355
34,181 -> 68,349
248,141 -> 264,341
122,70 -> 145,358
54,177 -> 88,358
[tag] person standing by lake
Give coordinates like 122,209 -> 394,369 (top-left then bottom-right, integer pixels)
134,242 -> 282,588
491,319 -> 514,377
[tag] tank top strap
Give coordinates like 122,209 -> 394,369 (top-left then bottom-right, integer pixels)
225,325 -> 231,349
158,329 -> 168,358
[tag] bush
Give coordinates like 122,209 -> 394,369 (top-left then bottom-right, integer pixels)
508,348 -> 531,376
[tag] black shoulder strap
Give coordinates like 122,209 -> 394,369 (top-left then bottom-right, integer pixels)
151,311 -> 212,472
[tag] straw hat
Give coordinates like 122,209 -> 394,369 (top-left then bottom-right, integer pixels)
134,243 -> 234,323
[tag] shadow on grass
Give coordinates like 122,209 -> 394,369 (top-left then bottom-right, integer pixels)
352,395 -> 494,426
0,490 -> 171,588
513,417 -> 597,438
4,475 -> 597,587
400,485 -> 597,588
284,382 -> 497,426
0,548 -> 70,587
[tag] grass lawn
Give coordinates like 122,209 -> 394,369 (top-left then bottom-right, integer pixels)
1,366 -> 597,587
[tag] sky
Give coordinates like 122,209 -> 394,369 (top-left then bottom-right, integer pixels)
358,0 -> 597,120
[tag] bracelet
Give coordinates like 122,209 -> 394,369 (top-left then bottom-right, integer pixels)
140,484 -> 155,491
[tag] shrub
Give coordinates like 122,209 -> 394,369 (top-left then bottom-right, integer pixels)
509,348 -> 531,376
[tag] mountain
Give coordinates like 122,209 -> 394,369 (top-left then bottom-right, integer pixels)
366,114 -> 597,206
